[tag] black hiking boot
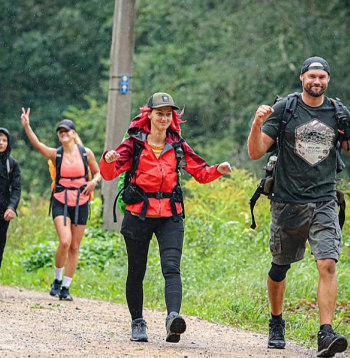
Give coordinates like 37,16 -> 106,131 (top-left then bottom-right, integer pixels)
49,279 -> 62,297
268,318 -> 286,349
59,286 -> 73,301
130,318 -> 148,342
166,312 -> 186,343
317,326 -> 348,357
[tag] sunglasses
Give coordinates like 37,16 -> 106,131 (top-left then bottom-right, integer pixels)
57,129 -> 70,134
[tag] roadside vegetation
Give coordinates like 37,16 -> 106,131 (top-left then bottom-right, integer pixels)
2,169 -> 350,347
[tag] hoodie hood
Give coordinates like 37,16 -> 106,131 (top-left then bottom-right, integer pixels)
0,127 -> 11,160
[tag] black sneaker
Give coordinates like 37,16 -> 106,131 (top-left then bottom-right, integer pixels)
130,318 -> 148,342
317,327 -> 348,357
49,279 -> 62,297
268,318 -> 286,349
166,312 -> 186,343
59,286 -> 73,301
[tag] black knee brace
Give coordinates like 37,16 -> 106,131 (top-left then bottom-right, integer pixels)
268,262 -> 291,282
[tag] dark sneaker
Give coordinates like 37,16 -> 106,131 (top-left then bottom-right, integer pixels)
130,318 -> 148,342
49,279 -> 62,297
59,286 -> 73,301
166,312 -> 186,343
268,318 -> 286,349
317,327 -> 348,357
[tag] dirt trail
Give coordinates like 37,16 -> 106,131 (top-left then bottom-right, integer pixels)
0,285 -> 349,358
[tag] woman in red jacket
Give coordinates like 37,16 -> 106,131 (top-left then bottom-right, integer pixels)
100,92 -> 231,343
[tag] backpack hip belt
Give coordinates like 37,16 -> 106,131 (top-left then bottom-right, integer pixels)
52,184 -> 87,226
113,182 -> 184,222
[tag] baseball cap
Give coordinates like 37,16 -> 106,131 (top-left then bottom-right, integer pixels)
300,56 -> 330,75
147,92 -> 179,110
56,119 -> 76,132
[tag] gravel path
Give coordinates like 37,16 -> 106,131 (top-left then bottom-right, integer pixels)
0,285 -> 349,358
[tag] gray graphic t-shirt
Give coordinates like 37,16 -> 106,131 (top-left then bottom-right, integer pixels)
262,94 -> 350,203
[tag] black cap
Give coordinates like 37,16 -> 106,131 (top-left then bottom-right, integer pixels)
147,92 -> 179,110
300,56 -> 330,75
56,119 -> 76,132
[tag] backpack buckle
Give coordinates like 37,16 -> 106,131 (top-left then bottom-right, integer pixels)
155,192 -> 164,199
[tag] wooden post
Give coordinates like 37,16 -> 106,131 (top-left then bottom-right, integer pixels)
102,0 -> 136,231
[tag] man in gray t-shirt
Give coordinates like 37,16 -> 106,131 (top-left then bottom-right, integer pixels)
248,56 -> 349,357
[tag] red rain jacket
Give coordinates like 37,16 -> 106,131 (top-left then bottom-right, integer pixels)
100,128 -> 223,217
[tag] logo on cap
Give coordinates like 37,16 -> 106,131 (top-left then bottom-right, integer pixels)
162,95 -> 170,103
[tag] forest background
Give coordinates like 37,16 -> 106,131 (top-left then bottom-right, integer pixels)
1,0 -> 350,349
2,0 -> 350,191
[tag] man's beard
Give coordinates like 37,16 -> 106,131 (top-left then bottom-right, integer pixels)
304,83 -> 327,97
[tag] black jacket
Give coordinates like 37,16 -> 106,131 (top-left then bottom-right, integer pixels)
0,128 -> 21,218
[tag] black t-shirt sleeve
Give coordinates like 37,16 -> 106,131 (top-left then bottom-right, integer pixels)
261,99 -> 286,141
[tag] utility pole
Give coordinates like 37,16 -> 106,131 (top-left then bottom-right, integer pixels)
102,0 -> 136,231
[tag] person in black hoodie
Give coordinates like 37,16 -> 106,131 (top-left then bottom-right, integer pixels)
0,128 -> 21,268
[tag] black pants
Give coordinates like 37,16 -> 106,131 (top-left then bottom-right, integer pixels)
122,211 -> 184,320
0,220 -> 10,269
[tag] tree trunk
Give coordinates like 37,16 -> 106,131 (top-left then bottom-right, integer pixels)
102,0 -> 136,231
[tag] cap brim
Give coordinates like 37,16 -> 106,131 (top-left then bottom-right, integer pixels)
151,104 -> 180,110
56,125 -> 72,132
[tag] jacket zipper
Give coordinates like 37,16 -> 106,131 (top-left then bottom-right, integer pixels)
158,157 -> 164,215
146,141 -> 165,216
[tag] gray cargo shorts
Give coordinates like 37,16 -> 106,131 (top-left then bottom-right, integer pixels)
269,200 -> 342,265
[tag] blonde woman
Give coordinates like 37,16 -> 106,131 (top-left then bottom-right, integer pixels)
21,108 -> 101,300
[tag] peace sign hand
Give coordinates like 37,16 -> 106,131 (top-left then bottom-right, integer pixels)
21,108 -> 31,127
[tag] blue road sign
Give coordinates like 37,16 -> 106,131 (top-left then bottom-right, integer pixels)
120,74 -> 129,94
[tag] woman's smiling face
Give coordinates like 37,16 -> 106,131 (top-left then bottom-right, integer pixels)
148,106 -> 173,132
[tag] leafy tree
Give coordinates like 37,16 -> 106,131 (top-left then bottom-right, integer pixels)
2,0 -> 350,192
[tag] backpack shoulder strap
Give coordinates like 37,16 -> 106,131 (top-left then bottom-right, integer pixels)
55,146 -> 64,185
77,145 -> 89,180
275,92 -> 299,150
330,97 -> 349,170
171,139 -> 185,174
113,141 -> 144,222
267,92 -> 298,153
331,97 -> 349,132
6,156 -> 15,171
127,141 -> 144,183
6,158 -> 10,179
281,92 -> 298,126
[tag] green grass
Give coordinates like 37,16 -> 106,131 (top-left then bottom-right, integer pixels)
1,169 -> 350,348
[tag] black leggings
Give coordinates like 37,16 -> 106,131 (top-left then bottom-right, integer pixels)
122,212 -> 184,320
0,220 -> 10,269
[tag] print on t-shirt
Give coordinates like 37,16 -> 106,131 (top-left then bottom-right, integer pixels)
295,119 -> 335,166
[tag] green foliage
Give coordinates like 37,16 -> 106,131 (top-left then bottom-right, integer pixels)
63,96 -> 107,158
0,0 -> 112,119
2,0 -> 350,192
21,241 -> 56,272
2,171 -> 350,347
132,0 -> 350,168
